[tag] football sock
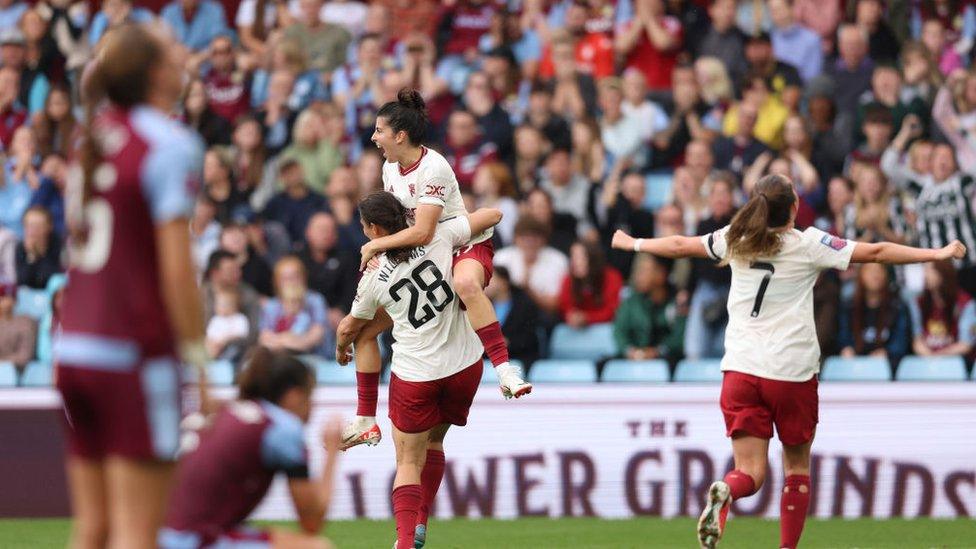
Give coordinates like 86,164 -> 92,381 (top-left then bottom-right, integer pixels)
356,371 -> 379,417
392,484 -> 422,549
417,449 -> 446,527
779,475 -> 811,549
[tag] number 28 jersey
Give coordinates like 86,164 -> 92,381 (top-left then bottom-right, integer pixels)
702,226 -> 855,382
351,217 -> 483,382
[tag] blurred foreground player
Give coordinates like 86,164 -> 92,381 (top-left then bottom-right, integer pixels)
56,25 -> 208,549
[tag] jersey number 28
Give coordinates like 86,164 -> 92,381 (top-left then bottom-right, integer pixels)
389,260 -> 455,328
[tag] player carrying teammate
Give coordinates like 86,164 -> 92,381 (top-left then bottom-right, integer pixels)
340,89 -> 530,451
55,25 -> 209,549
335,191 -> 505,549
612,174 -> 966,549
159,347 -> 340,549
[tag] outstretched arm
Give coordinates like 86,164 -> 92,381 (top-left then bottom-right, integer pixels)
359,203 -> 443,269
611,230 -> 709,259
850,240 -> 966,265
466,207 -> 503,236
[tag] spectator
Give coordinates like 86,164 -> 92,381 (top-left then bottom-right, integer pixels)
0,65 -> 26,150
203,147 -> 249,224
479,8 -> 542,80
160,0 -> 229,52
331,33 -> 389,146
0,282 -> 36,369
15,206 -> 60,290
199,35 -> 252,125
615,0 -> 683,91
598,167 -> 655,276
0,27 -> 48,115
0,225 -> 13,282
570,117 -> 606,184
846,106 -> 894,169
0,0 -> 26,35
742,31 -> 802,111
32,0 -> 88,79
512,124 -> 548,193
598,76 -> 645,170
522,187 -> 579,256
202,249 -> 263,352
899,41 -> 942,105
855,65 -> 927,147
32,84 -> 75,157
881,114 -> 930,190
826,24 -> 875,123
736,0 -> 771,36
472,162 -> 519,246
839,263 -> 911,369
723,73 -> 789,149
494,215 -> 568,314
792,0 -> 842,51
230,116 -> 274,207
932,69 -> 976,173
190,195 -> 221,272
282,0 -> 352,74
485,265 -> 541,366
558,240 -> 624,328
220,222 -> 274,297
441,109 -> 498,192
435,0 -> 497,94
843,163 -> 906,243
699,0 -> 748,82
854,0 -> 900,64
544,35 -> 597,121
693,57 -> 735,130
712,99 -> 771,178
182,78 -> 232,147
462,69 -> 514,164
205,287 -> 250,361
768,0 -> 822,82
21,7 -> 65,84
910,259 -> 976,358
684,138 -> 716,184
294,212 -> 358,331
255,69 -> 298,156
28,154 -> 65,237
621,68 -> 670,143
920,18 -> 963,76
538,148 -> 591,230
524,81 -> 572,152
262,158 -> 328,245
821,175 -> 855,235
87,0 -> 155,47
613,253 -> 686,363
278,109 -> 341,194
541,4 -> 613,80
235,0 -> 294,56
652,65 -> 712,168
259,255 -> 330,354
322,0 -> 368,37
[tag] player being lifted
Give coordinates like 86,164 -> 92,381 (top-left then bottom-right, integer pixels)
340,90 -> 530,451
612,174 -> 966,549
336,192 -> 505,549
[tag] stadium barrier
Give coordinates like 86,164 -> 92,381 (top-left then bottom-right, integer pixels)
0,384 -> 974,519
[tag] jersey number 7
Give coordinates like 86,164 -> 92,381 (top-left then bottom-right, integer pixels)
389,260 -> 455,328
748,262 -> 775,318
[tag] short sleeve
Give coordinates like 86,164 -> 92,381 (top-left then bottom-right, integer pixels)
306,292 -> 328,325
260,300 -> 281,331
803,227 -> 855,271
260,416 -> 309,478
350,271 -> 379,320
235,0 -> 256,26
700,226 -> 729,262
439,216 -> 472,248
139,127 -> 203,224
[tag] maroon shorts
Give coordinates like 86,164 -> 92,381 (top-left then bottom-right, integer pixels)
720,371 -> 819,446
389,360 -> 483,433
453,239 -> 495,287
57,357 -> 183,462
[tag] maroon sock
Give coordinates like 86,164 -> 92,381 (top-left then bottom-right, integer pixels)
356,372 -> 379,417
475,322 -> 509,367
417,450 -> 445,526
780,475 -> 811,549
721,470 -> 758,530
392,484 -> 422,549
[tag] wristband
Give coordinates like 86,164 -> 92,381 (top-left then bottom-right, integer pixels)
634,238 -> 644,253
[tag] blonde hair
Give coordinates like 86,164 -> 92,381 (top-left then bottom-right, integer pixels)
695,57 -> 733,105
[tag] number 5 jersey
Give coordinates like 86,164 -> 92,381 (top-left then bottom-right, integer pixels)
351,216 -> 483,382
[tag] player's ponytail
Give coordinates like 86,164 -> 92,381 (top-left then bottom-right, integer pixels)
375,88 -> 428,145
358,191 -> 414,264
238,346 -> 314,404
722,174 -> 796,265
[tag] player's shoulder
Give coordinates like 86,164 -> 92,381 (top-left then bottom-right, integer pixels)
129,106 -> 204,160
798,226 -> 845,249
419,147 -> 455,178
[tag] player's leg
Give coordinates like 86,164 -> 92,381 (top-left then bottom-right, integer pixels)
104,456 -> 175,549
392,427 -> 431,549
453,255 -> 530,398
342,308 -> 393,450
415,423 -> 451,548
780,438 -> 814,549
698,435 -> 769,549
65,457 -> 109,549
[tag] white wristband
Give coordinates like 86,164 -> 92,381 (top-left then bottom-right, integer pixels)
633,238 -> 644,253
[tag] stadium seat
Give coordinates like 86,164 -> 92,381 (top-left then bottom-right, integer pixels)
549,323 -> 617,360
0,361 -> 16,387
480,359 -> 524,384
527,359 -> 597,383
13,287 -> 50,321
820,356 -> 891,381
45,273 -> 67,296
20,361 -> 52,387
207,360 -> 235,386
673,359 -> 723,382
644,172 -> 673,211
313,359 -> 357,385
601,359 -> 670,383
35,313 -> 54,364
895,355 -> 967,381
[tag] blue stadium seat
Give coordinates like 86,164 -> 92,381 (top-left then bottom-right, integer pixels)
527,359 -> 597,383
35,313 -> 54,364
820,356 -> 891,381
13,287 -> 50,320
549,323 -> 616,360
480,359 -> 524,384
20,361 -> 52,387
45,273 -> 67,296
895,355 -> 967,381
673,359 -> 723,382
0,361 -> 16,387
207,360 -> 235,386
601,359 -> 670,383
644,172 -> 673,211
312,358 -> 358,385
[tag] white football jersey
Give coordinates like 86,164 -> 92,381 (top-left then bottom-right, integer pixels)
382,146 -> 491,244
701,226 -> 855,381
351,216 -> 484,382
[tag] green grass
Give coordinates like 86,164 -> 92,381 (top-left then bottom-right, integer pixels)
0,518 -> 972,548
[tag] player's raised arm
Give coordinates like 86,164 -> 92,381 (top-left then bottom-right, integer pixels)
466,207 -> 504,236
360,203 -> 442,270
850,239 -> 966,265
611,229 -> 709,259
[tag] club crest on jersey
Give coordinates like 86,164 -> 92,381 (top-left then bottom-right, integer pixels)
425,184 -> 446,198
408,183 -> 415,196
820,234 -> 848,251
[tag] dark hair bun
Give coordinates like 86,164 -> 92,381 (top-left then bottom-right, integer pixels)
397,88 -> 426,112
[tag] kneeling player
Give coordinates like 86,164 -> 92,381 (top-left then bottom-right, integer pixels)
336,192 -> 505,549
159,347 -> 340,549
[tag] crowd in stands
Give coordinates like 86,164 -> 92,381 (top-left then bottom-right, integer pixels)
1,0 -> 976,379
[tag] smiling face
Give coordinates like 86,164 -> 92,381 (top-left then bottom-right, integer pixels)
371,115 -> 403,162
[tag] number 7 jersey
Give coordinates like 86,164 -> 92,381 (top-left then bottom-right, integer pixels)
701,226 -> 855,381
351,217 -> 483,382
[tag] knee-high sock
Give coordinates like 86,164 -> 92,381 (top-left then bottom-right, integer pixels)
721,470 -> 758,530
356,371 -> 379,417
417,449 -> 446,526
779,475 -> 811,549
475,322 -> 509,367
392,484 -> 422,549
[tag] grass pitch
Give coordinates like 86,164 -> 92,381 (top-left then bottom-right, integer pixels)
0,517 -> 971,548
